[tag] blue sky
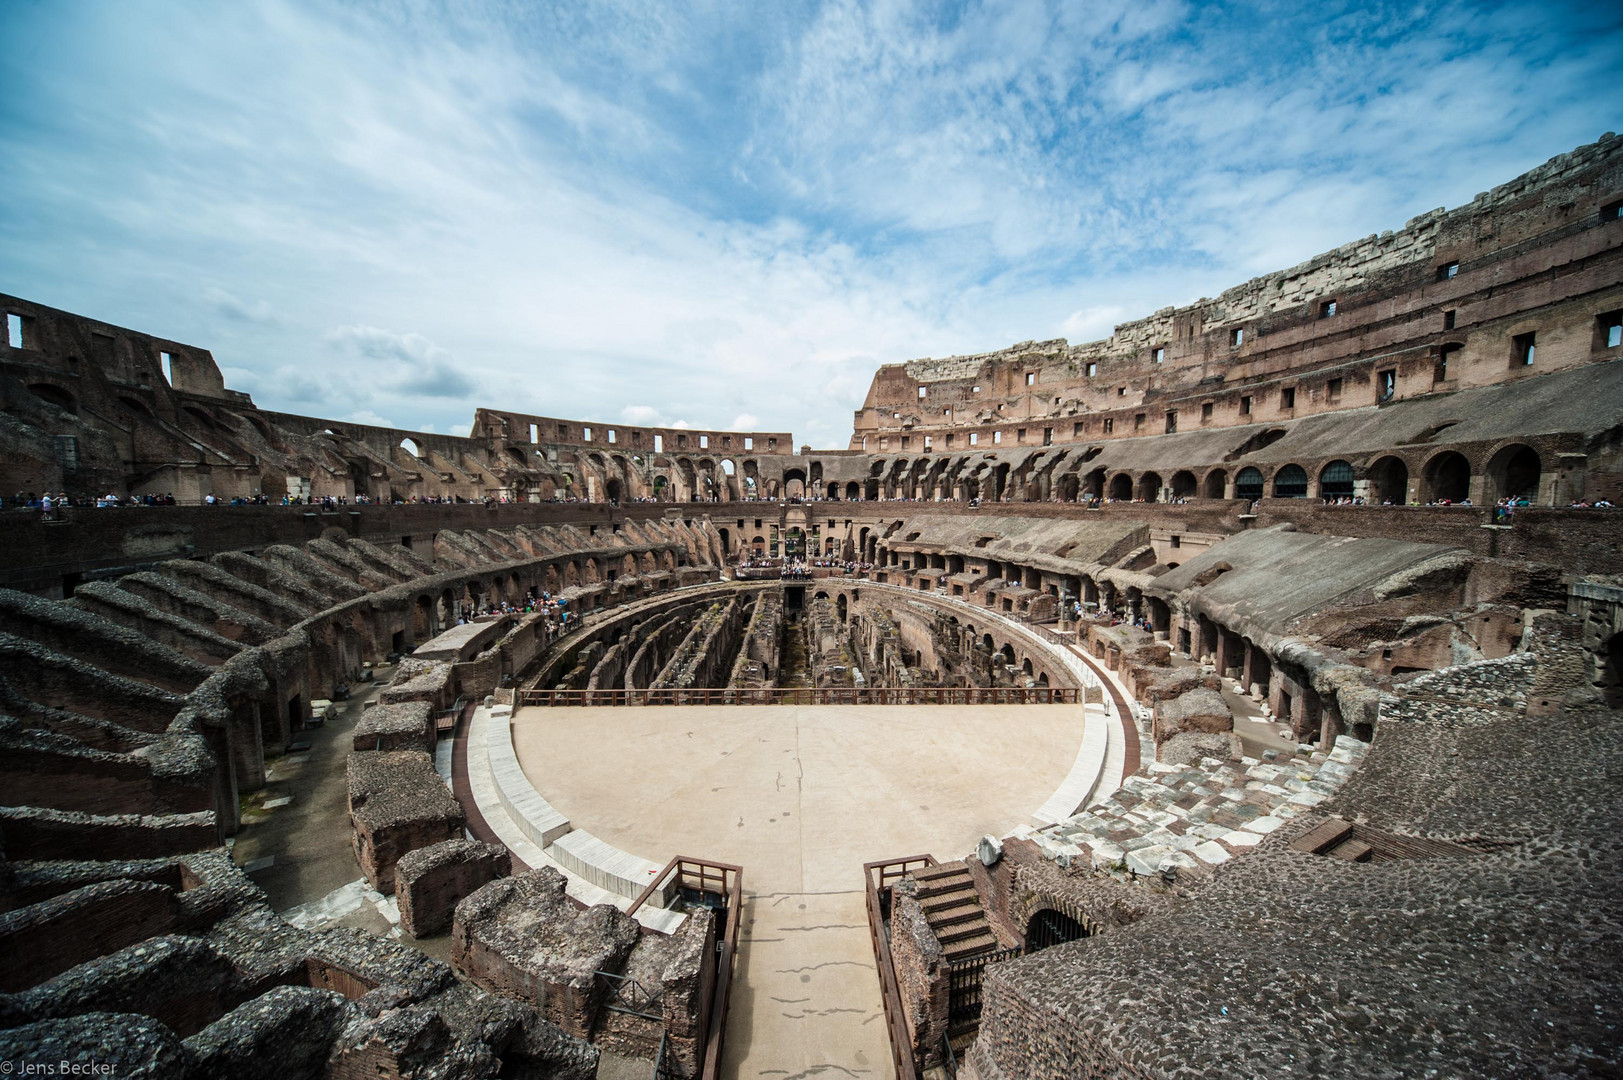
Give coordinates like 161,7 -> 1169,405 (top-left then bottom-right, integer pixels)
2,0 -> 1619,447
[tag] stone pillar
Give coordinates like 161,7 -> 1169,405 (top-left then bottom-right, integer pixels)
230,700 -> 266,793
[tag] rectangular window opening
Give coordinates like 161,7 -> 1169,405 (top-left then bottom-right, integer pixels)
557,424 -> 568,438
918,386 -> 928,398
1085,362 -> 1097,377
699,434 -> 709,448
1377,369 -> 1396,401
1152,346 -> 1165,363
1240,395 -> 1252,415
1134,413 -> 1146,430
528,423 -> 538,443
1319,300 -> 1337,319
4,313 -> 21,349
1597,311 -> 1622,350
607,429 -> 616,443
743,436 -> 753,450
1231,327 -> 1245,347
1073,421 -> 1084,437
1201,402 -> 1214,421
1043,427 -> 1053,446
1164,411 -> 1177,434
993,431 -> 1002,444
1437,261 -> 1459,281
159,351 -> 174,386
1103,418 -> 1114,434
969,432 -> 979,445
1443,309 -> 1456,331
654,434 -> 663,452
1513,332 -> 1536,367
582,426 -> 592,441
1280,387 -> 1296,410
1025,371 -> 1036,386
1326,377 -> 1342,402
1602,199 -> 1623,222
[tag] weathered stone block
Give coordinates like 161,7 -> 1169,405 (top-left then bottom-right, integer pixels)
395,839 -> 510,938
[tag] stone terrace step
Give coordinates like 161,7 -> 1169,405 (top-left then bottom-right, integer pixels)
1028,735 -> 1371,881
942,931 -> 998,961
915,871 -> 974,898
919,886 -> 979,911
927,901 -> 986,929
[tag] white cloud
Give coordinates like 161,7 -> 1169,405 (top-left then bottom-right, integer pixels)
620,405 -> 661,424
1060,306 -> 1127,343
729,413 -> 760,430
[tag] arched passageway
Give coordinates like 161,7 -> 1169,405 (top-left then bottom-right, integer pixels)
1026,908 -> 1089,953
1318,460 -> 1354,500
1368,456 -> 1409,504
1273,464 -> 1308,498
1422,451 -> 1471,503
1486,444 -> 1541,503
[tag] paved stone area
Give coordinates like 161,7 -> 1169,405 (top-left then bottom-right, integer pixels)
511,702 -> 1088,1079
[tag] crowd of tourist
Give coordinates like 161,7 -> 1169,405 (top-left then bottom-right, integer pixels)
455,589 -> 575,638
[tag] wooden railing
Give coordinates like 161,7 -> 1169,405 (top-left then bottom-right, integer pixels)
628,856 -> 745,1080
863,855 -> 937,1080
516,686 -> 1079,707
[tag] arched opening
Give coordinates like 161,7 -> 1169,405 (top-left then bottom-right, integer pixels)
836,594 -> 848,621
1485,444 -> 1541,504
605,478 -> 622,503
1169,471 -> 1196,500
1025,908 -> 1089,952
28,383 -> 77,414
1422,451 -> 1471,503
846,481 -> 860,500
1318,460 -> 1355,500
1234,467 -> 1264,501
1108,473 -> 1133,501
400,437 -> 423,459
1368,456 -> 1409,505
1057,474 -> 1080,502
1137,471 -> 1163,502
1202,469 -> 1227,499
1272,464 -> 1308,498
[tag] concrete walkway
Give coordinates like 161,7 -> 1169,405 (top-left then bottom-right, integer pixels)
510,702 -> 1087,1080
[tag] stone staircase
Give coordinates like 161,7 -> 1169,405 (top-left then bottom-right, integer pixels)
910,863 -> 997,961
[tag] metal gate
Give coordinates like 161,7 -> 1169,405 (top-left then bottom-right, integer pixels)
1025,908 -> 1090,953
946,946 -> 1023,1031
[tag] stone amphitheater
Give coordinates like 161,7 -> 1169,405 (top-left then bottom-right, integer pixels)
0,136 -> 1620,1079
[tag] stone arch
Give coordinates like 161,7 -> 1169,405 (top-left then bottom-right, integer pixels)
1202,468 -> 1227,499
1025,907 -> 1090,952
1169,471 -> 1197,500
1421,450 -> 1471,503
845,481 -> 860,500
1368,455 -> 1409,504
1137,471 -> 1163,502
1485,443 -> 1541,503
1108,473 -> 1133,501
1318,459 -> 1355,500
28,383 -> 77,414
1272,464 -> 1309,498
1056,473 -> 1080,502
1234,466 -> 1265,501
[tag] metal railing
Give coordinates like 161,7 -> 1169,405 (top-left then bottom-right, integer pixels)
627,856 -> 745,1080
863,855 -> 937,1080
947,945 -> 1024,1031
516,686 -> 1079,707
597,969 -> 664,1019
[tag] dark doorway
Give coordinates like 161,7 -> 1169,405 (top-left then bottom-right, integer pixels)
1026,908 -> 1089,952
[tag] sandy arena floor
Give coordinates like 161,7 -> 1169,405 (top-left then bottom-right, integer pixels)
511,701 -> 1089,1079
